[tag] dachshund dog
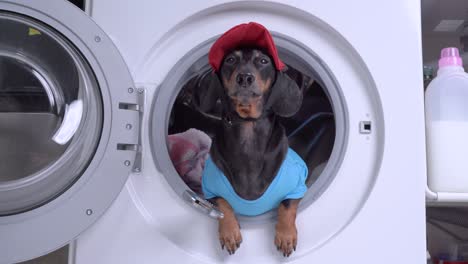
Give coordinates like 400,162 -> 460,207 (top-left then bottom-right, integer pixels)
196,47 -> 306,257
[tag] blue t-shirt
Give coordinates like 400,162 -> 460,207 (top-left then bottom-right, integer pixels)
202,148 -> 308,216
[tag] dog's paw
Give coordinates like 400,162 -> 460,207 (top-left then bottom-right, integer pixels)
218,218 -> 242,255
275,222 -> 297,257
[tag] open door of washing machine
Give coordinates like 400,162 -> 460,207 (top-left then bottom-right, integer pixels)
0,0 -> 139,263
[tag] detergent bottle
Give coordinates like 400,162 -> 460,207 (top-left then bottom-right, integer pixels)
426,47 -> 468,192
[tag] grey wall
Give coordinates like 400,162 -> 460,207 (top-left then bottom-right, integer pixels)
421,0 -> 468,71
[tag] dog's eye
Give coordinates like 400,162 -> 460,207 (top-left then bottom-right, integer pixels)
260,58 -> 269,64
225,57 -> 236,64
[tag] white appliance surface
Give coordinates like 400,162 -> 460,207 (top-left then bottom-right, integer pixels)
73,0 -> 427,263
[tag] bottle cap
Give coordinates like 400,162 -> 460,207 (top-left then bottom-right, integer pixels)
439,47 -> 463,68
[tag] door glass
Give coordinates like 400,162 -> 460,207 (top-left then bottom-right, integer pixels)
0,12 -> 103,215
0,56 -> 69,182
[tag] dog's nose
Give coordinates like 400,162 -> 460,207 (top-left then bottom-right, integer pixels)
236,73 -> 255,87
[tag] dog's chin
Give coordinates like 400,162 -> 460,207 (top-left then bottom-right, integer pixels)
236,105 -> 261,119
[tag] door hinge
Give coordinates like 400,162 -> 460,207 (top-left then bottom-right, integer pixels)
132,87 -> 145,173
118,86 -> 145,173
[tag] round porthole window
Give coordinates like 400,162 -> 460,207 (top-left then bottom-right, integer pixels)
0,12 -> 103,216
0,1 -> 138,262
151,33 -> 348,222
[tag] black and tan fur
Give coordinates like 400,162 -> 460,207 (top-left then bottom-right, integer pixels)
194,48 -> 304,257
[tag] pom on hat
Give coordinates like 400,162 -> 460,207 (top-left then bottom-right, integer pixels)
208,22 -> 286,72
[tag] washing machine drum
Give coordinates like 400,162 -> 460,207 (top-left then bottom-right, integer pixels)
0,1 -> 138,263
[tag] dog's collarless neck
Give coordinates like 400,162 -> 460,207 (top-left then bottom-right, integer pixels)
222,111 -> 273,127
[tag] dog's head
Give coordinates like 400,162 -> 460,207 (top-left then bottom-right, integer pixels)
214,48 -> 302,119
196,22 -> 303,119
219,48 -> 274,119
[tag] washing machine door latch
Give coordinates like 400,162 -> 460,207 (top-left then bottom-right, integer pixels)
359,121 -> 372,134
182,190 -> 224,219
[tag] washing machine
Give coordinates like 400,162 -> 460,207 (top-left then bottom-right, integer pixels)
0,0 -> 427,263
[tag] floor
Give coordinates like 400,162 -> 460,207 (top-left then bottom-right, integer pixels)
18,246 -> 68,264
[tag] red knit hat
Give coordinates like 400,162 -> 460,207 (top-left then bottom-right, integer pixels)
208,22 -> 286,72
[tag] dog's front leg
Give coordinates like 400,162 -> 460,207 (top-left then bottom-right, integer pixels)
214,198 -> 242,255
275,199 -> 300,257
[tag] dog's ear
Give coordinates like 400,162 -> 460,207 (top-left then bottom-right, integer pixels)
191,70 -> 223,112
284,65 -> 315,92
267,72 -> 303,117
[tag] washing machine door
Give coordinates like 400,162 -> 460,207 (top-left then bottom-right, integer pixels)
0,1 -> 139,263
